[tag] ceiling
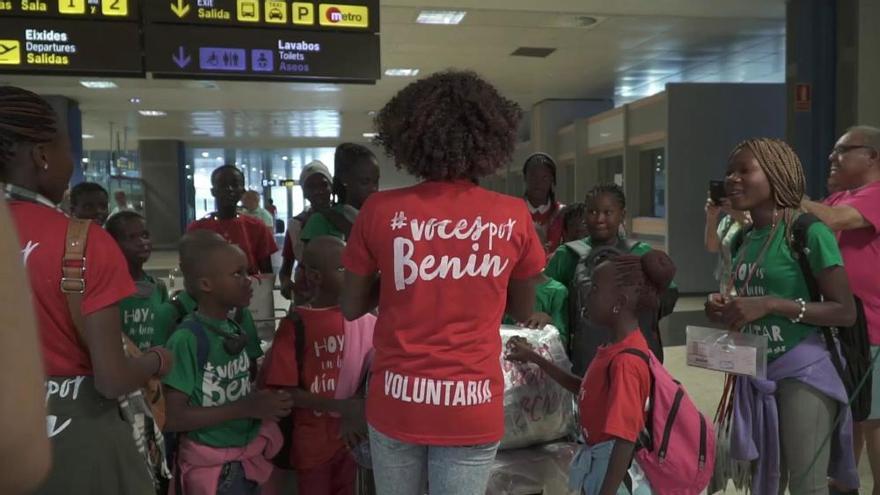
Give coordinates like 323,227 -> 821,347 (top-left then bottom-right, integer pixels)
0,0 -> 786,151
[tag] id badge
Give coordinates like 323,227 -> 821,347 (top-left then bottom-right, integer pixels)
686,326 -> 768,378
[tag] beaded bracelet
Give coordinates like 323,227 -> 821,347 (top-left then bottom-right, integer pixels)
791,298 -> 807,324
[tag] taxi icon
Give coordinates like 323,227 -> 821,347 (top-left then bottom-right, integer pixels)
269,7 -> 283,20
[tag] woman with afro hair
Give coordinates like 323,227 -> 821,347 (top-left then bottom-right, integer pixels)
341,70 -> 546,494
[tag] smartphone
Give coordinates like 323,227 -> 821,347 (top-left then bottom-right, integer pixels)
709,180 -> 727,205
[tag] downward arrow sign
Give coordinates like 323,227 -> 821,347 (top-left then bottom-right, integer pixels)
170,0 -> 190,18
172,46 -> 191,69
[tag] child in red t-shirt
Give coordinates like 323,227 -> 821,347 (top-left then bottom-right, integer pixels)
188,165 -> 278,275
507,250 -> 676,495
263,236 -> 375,495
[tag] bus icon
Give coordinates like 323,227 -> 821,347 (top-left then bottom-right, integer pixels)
237,0 -> 259,22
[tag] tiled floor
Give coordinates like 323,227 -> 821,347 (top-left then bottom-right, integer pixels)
144,251 -> 875,494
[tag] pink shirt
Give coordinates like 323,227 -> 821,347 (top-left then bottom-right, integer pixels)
825,181 -> 880,344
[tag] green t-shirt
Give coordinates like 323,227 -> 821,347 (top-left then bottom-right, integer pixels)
163,312 -> 264,448
300,203 -> 348,242
503,277 -> 570,343
732,220 -> 843,360
119,276 -> 170,351
545,238 -> 654,287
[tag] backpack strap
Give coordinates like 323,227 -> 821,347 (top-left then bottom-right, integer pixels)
605,348 -> 651,386
564,240 -> 591,260
789,214 -> 847,379
620,238 -> 639,253
177,319 -> 211,371
790,213 -> 822,298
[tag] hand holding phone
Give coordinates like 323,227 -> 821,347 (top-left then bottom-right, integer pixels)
709,180 -> 726,205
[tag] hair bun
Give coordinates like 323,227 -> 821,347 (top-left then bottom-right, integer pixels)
640,250 -> 676,291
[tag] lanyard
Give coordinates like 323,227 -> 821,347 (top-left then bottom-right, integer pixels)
3,183 -> 63,212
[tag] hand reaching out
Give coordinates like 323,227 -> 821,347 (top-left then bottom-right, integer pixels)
505,336 -> 538,364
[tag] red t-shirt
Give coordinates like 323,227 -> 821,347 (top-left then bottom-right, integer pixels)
187,214 -> 277,274
342,181 -> 546,445
528,200 -> 564,254
825,181 -> 880,343
10,201 -> 135,376
263,307 -> 347,470
578,330 -> 651,446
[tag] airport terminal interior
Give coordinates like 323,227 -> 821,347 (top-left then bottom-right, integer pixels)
1,0 -> 879,494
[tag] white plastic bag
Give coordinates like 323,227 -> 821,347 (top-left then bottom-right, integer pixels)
499,325 -> 575,450
487,442 -> 579,495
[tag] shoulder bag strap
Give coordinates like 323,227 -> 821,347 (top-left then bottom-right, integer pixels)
61,218 -> 91,338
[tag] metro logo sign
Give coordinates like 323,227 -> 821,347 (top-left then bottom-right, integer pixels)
319,4 -> 368,28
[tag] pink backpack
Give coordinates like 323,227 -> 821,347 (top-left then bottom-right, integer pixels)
613,349 -> 715,495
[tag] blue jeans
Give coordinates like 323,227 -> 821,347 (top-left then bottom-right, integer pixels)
217,461 -> 259,495
369,425 -> 499,495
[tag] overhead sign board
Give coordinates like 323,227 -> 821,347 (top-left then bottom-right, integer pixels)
145,24 -> 379,82
0,17 -> 142,75
144,0 -> 379,33
0,0 -> 138,20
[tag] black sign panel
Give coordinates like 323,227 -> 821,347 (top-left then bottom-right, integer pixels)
144,0 -> 378,33
0,0 -> 138,20
145,24 -> 378,83
0,18 -> 142,75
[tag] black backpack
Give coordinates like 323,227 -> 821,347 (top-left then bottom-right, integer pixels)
733,213 -> 873,421
565,239 -> 677,376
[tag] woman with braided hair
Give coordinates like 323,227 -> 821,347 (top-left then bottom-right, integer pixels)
1,86 -> 170,494
523,152 -> 565,253
706,138 -> 859,494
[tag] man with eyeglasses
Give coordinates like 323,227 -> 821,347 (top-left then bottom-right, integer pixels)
802,125 -> 880,492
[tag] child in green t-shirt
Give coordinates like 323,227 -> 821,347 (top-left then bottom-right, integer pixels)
503,273 -> 570,344
163,232 -> 293,494
300,143 -> 380,242
106,211 -> 171,351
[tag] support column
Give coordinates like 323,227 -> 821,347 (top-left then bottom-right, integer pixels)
785,0 -> 837,199
140,140 -> 186,249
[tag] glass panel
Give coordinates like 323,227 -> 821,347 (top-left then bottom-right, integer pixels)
191,147 -> 225,220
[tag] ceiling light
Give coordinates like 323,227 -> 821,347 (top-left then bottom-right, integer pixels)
138,110 -> 167,117
282,155 -> 289,161
384,68 -> 419,77
80,80 -> 117,89
215,157 -> 224,162
251,167 -> 257,172
81,157 -> 89,163
363,132 -> 378,138
185,164 -> 192,169
82,134 -> 94,139
201,152 -> 210,158
416,10 -> 466,25
129,97 -> 142,104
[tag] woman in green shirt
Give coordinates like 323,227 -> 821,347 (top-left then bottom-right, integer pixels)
706,138 -> 857,494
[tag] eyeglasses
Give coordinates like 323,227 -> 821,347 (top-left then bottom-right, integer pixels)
831,145 -> 876,157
